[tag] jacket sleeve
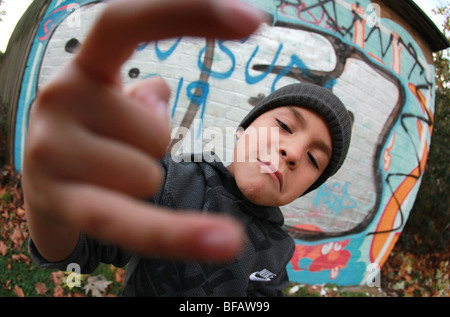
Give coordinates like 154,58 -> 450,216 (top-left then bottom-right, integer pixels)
29,232 -> 131,274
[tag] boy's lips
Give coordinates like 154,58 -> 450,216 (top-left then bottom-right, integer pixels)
258,159 -> 283,190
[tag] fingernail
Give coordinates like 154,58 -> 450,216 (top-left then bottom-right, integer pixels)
141,94 -> 169,121
155,100 -> 169,121
199,227 -> 243,257
202,231 -> 233,248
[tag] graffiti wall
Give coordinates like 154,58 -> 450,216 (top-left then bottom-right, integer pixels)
11,0 -> 435,286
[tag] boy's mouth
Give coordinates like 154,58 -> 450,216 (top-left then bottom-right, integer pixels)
258,159 -> 283,190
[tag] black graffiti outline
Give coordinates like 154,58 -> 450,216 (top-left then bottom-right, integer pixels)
263,1 -> 433,241
367,83 -> 434,236
25,0 -> 434,243
246,18 -> 402,241
275,0 -> 434,90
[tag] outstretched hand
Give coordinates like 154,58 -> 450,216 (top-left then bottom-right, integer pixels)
22,0 -> 265,262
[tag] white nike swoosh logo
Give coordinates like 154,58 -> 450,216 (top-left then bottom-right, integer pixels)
249,269 -> 276,282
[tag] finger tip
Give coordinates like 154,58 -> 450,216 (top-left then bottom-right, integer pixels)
193,218 -> 247,261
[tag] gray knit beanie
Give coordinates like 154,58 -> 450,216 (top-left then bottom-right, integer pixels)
238,83 -> 352,196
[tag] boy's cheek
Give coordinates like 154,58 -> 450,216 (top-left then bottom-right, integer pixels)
234,168 -> 280,206
237,178 -> 272,205
233,142 -> 255,163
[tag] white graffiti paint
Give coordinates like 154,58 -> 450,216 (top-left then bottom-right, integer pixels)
13,0 -> 435,285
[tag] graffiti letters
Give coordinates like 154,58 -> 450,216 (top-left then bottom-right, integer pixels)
13,0 -> 437,286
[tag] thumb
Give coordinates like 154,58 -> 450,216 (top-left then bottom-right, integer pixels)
124,77 -> 171,122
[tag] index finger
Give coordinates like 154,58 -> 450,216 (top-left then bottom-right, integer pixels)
55,181 -> 246,261
75,0 -> 266,84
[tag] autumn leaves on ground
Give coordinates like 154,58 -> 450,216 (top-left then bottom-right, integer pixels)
0,165 -> 126,297
1,165 -> 449,297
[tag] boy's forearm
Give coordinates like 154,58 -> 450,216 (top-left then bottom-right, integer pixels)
26,206 -> 80,263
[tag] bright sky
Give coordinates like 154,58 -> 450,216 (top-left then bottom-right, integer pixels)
0,0 -> 448,52
0,0 -> 33,52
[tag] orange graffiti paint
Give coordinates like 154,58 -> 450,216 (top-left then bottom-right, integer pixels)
289,225 -> 351,280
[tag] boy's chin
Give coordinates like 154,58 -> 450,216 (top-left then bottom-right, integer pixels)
236,180 -> 283,207
238,181 -> 302,207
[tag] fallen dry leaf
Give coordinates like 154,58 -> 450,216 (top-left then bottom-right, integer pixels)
35,282 -> 48,295
67,292 -> 85,297
3,280 -> 11,291
22,230 -> 29,240
16,207 -> 26,218
51,271 -> 64,286
53,285 -> 65,297
114,267 -> 126,283
83,275 -> 112,297
0,241 -> 7,256
10,228 -> 23,250
13,285 -> 24,297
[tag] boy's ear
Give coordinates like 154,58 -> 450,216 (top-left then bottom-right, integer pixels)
235,127 -> 244,139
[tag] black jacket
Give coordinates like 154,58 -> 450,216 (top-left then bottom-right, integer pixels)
29,153 -> 295,296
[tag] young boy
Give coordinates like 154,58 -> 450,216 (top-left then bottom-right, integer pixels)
23,0 -> 352,296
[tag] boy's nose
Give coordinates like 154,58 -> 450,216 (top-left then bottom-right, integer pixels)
280,145 -> 302,168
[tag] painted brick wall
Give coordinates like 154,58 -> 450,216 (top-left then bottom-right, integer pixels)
12,0 -> 435,286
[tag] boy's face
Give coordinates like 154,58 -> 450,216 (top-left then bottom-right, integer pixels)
227,106 -> 332,207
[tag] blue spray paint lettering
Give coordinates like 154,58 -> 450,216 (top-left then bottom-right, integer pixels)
272,54 -> 311,91
198,40 -> 235,79
186,80 -> 209,136
314,182 -> 357,216
155,37 -> 181,61
171,77 -> 184,119
245,43 -> 283,85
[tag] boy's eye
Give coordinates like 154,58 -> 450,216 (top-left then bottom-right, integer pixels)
276,119 -> 293,134
308,152 -> 319,169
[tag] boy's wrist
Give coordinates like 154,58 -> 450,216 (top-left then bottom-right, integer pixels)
27,207 -> 80,262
